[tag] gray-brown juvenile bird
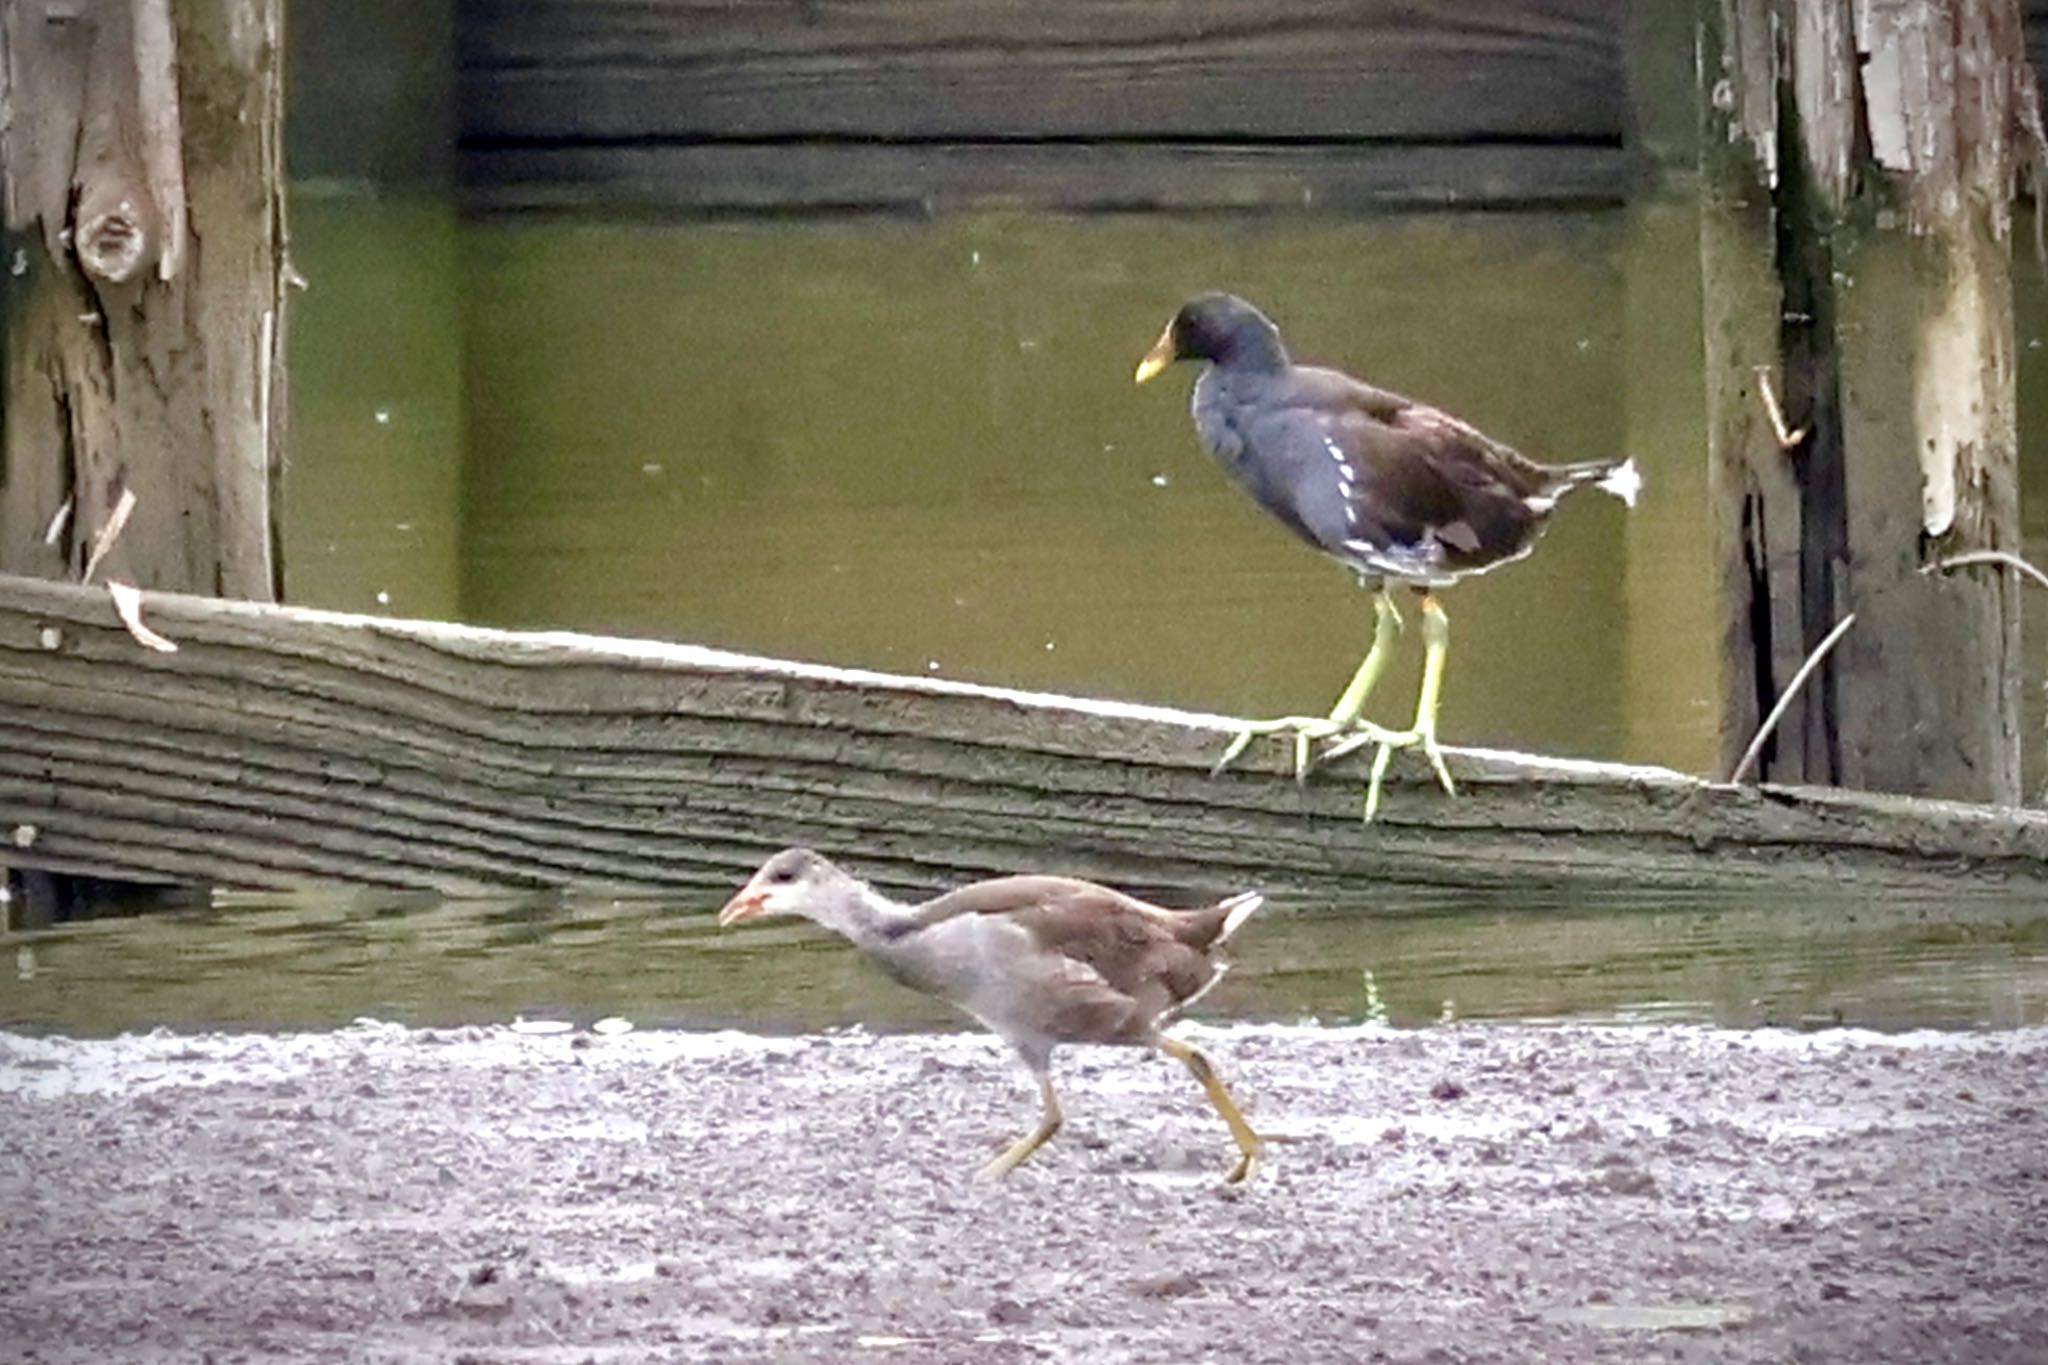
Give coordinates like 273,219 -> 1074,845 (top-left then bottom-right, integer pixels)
719,848 -> 1267,1182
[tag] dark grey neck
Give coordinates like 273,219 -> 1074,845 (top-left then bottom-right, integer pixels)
1214,324 -> 1289,374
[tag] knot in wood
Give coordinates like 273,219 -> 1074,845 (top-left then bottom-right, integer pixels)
76,200 -> 155,285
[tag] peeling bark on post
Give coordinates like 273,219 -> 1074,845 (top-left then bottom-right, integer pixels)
1699,0 -> 2034,805
0,0 -> 288,599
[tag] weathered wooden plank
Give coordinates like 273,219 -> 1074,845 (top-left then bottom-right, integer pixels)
461,140 -> 1638,216
2,574 -> 2045,904
456,0 -> 1624,144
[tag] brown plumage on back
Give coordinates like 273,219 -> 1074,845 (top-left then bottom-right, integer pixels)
913,875 -> 1256,1045
719,849 -> 1267,1183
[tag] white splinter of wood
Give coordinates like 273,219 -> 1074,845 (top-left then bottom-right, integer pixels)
107,580 -> 178,653
81,486 -> 138,583
42,495 -> 75,546
1856,1 -> 1913,172
131,0 -> 187,282
1914,247 -> 1988,538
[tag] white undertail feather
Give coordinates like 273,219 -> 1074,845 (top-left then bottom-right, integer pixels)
1597,457 -> 1643,509
1216,891 -> 1266,944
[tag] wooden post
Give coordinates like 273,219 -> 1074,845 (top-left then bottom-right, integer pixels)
0,0 -> 287,921
1699,0 -> 2036,805
0,0 -> 288,598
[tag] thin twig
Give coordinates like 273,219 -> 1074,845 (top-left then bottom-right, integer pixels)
1754,367 -> 1808,450
1728,611 -> 1857,786
1922,549 -> 2048,594
41,494 -> 73,546
81,485 -> 137,583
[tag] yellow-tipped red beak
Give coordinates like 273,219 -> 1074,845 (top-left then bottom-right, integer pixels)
717,890 -> 766,927
1134,325 -> 1176,384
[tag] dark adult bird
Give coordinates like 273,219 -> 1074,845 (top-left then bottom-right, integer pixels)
718,847 -> 1267,1183
1135,292 -> 1640,819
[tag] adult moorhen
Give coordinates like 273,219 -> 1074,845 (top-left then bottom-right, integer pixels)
1136,292 -> 1640,820
718,848 -> 1267,1183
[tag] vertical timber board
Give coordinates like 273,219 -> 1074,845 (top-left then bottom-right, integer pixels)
1835,228 -> 2021,797
0,0 -> 287,600
1700,0 -> 1812,777
1839,0 -> 2027,800
1773,0 -> 1857,787
1701,0 -> 2029,802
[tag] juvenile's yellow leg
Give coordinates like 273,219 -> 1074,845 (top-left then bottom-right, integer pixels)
1157,1035 -> 1264,1184
1212,588 -> 1407,779
980,1070 -> 1063,1180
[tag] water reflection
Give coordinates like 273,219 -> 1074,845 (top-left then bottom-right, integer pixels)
6,888 -> 2045,1037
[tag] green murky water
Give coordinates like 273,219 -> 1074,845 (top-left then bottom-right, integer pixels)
281,191 -> 2048,781
7,885 -> 2046,1037
284,194 -> 1721,770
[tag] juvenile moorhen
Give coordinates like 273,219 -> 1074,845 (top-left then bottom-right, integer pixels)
1136,292 -> 1641,819
718,848 -> 1267,1183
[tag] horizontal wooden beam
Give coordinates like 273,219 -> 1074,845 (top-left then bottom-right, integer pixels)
460,140 -> 1639,217
457,0 -> 1624,144
452,0 -> 1634,212
2,572 -> 2045,902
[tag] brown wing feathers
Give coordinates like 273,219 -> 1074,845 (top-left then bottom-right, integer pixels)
913,876 -> 1247,1031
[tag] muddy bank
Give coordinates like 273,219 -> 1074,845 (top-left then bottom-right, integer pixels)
3,1022 -> 2045,1363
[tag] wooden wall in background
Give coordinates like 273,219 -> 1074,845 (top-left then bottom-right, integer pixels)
454,0 -> 1637,213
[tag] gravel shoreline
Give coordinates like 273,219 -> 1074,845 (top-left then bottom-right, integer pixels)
4,1022 -> 2045,1363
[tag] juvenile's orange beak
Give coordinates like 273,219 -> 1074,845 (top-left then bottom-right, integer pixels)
717,889 -> 767,927
1134,324 -> 1176,384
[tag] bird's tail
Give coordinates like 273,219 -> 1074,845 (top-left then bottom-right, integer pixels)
1551,456 -> 1642,509
1215,891 -> 1266,944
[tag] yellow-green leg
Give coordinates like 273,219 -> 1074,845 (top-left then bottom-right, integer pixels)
1326,590 -> 1459,821
1212,588 -> 1408,778
1157,1035 -> 1264,1184
980,1069 -> 1063,1180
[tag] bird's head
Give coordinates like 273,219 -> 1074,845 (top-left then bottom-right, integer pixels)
1134,292 -> 1286,382
717,847 -> 845,927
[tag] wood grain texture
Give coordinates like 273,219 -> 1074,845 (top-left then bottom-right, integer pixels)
1700,0 -> 2028,805
0,0 -> 286,598
457,0 -> 1624,144
2,574 -> 2045,904
462,140 -> 1638,216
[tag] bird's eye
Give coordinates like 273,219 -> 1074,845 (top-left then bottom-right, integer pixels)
768,868 -> 795,884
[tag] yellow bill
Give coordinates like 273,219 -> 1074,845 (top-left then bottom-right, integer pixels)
1134,324 -> 1176,384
